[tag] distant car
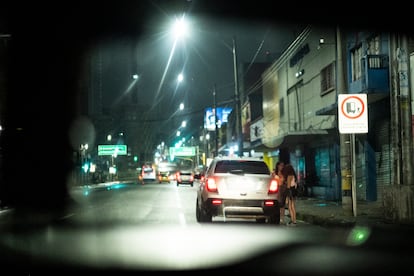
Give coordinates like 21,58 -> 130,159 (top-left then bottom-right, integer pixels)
157,162 -> 177,183
158,171 -> 175,183
196,156 -> 280,224
140,164 -> 156,183
194,165 -> 207,181
176,168 -> 194,187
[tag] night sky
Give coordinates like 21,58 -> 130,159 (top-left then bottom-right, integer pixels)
1,0 -> 307,153
97,12 -> 305,141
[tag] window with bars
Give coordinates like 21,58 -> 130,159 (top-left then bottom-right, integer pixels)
351,45 -> 363,82
320,62 -> 335,96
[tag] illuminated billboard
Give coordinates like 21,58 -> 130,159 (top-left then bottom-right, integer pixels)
204,107 -> 232,131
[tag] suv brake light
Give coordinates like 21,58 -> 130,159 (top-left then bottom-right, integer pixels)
268,179 -> 278,194
206,177 -> 218,192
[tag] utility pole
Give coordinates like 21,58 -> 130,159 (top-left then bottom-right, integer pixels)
213,84 -> 219,157
233,37 -> 243,157
394,35 -> 413,186
388,33 -> 414,222
202,127 -> 207,166
336,27 -> 353,216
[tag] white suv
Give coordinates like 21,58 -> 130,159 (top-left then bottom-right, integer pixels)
140,164 -> 156,183
195,156 -> 280,224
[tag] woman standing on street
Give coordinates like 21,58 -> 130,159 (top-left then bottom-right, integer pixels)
274,161 -> 286,224
282,163 -> 297,226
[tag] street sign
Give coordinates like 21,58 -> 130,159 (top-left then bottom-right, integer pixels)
338,94 -> 368,134
169,146 -> 196,157
98,144 -> 127,156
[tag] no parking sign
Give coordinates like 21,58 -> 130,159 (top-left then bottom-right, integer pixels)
338,94 -> 368,134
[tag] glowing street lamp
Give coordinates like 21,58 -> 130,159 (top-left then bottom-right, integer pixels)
172,16 -> 189,40
177,73 -> 184,83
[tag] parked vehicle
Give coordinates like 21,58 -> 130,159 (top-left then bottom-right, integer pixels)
195,156 -> 280,224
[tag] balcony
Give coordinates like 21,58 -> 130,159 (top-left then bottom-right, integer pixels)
349,54 -> 389,94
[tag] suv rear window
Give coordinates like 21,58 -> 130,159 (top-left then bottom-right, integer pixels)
214,160 -> 270,174
143,167 -> 154,173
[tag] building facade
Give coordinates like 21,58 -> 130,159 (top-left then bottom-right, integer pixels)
238,25 -> 414,222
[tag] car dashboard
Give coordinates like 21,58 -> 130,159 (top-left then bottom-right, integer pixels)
0,215 -> 413,275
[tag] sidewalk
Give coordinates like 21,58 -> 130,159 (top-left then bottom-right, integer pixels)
294,196 -> 389,227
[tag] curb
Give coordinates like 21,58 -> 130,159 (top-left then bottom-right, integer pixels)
297,212 -> 356,227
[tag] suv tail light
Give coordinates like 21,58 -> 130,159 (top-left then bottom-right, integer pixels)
206,177 -> 218,192
264,200 -> 276,207
268,179 -> 278,194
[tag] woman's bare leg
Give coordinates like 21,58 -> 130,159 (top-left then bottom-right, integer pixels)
290,199 -> 296,223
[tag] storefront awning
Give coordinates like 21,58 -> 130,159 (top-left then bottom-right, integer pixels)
251,129 -> 330,151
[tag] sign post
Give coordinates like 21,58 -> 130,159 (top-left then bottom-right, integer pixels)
338,94 -> 368,217
338,94 -> 368,134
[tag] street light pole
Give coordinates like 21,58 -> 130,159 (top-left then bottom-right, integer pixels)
206,132 -> 210,159
232,37 -> 243,157
213,84 -> 219,157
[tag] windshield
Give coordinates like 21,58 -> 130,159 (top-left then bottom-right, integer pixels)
1,0 -> 414,274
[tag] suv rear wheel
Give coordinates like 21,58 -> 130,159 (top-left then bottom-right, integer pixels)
267,213 -> 280,224
196,199 -> 212,223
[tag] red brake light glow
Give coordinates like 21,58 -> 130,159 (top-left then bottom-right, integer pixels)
206,178 -> 218,192
268,179 -> 278,194
211,199 -> 222,205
